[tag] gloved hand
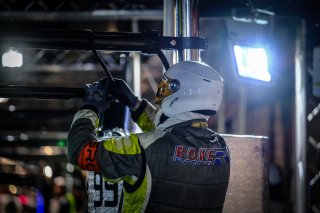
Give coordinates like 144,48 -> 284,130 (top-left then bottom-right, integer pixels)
108,79 -> 139,110
83,78 -> 110,113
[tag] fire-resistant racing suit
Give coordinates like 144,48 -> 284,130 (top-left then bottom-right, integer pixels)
68,100 -> 230,213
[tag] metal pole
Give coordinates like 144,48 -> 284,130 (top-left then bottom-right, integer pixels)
294,20 -> 306,213
179,0 -> 200,62
163,0 -> 178,66
131,20 -> 141,99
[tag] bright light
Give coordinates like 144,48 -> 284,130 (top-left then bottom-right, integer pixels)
8,184 -> 17,194
43,165 -> 53,178
9,105 -> 16,111
0,98 -> 8,103
57,140 -> 66,147
233,45 -> 271,82
66,163 -> 74,173
41,146 -> 53,155
2,50 -> 23,67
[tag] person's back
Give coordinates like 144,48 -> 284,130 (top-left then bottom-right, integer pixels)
142,123 -> 230,212
68,61 -> 230,212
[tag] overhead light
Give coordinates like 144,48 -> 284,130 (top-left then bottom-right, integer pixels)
0,98 -> 8,103
232,16 -> 269,25
233,44 -> 271,83
231,8 -> 274,25
43,165 -> 53,178
2,49 -> 23,68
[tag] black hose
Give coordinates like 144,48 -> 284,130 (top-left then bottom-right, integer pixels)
157,50 -> 170,71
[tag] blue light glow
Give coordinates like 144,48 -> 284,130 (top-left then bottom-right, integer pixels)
233,45 -> 271,82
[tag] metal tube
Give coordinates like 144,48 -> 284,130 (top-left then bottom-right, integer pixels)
190,0 -> 200,61
0,10 -> 163,21
0,29 -> 207,53
131,20 -> 141,99
163,0 -> 178,66
182,0 -> 191,61
0,30 -> 152,51
179,0 -> 200,61
0,84 -> 84,100
294,20 -> 306,213
133,53 -> 141,98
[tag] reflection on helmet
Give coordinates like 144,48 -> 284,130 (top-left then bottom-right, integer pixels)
155,74 -> 180,104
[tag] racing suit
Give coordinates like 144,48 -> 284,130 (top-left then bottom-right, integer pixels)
68,100 -> 230,213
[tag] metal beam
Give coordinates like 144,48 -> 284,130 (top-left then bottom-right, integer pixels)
0,10 -> 163,21
0,29 -> 207,53
0,84 -> 84,100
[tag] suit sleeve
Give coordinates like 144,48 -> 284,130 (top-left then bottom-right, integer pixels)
130,99 -> 157,132
68,109 -> 143,185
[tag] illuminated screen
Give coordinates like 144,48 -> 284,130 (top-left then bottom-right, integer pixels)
233,45 -> 271,82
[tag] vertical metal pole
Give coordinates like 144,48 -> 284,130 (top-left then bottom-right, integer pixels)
133,53 -> 141,98
126,20 -> 141,132
163,0 -> 178,66
131,20 -> 141,99
180,0 -> 190,61
164,0 -> 199,64
294,20 -> 306,213
180,0 -> 199,61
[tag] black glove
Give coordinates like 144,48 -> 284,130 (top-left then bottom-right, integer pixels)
83,78 -> 111,113
108,79 -> 138,110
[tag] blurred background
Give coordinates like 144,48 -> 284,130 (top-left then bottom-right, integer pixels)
0,0 -> 319,212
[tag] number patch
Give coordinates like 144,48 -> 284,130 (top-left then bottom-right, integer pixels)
87,172 -> 122,212
78,141 -> 100,172
93,172 -> 118,207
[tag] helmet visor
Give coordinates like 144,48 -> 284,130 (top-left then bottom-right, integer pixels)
155,74 -> 180,104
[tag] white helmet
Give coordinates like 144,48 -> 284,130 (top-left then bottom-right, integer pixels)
155,61 -> 223,117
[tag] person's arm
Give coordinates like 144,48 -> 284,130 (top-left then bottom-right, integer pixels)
67,78 -> 142,184
130,99 -> 156,131
108,79 -> 157,132
68,108 -> 143,184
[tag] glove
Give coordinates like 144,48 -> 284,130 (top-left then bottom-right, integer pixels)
83,78 -> 110,113
108,79 -> 138,110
